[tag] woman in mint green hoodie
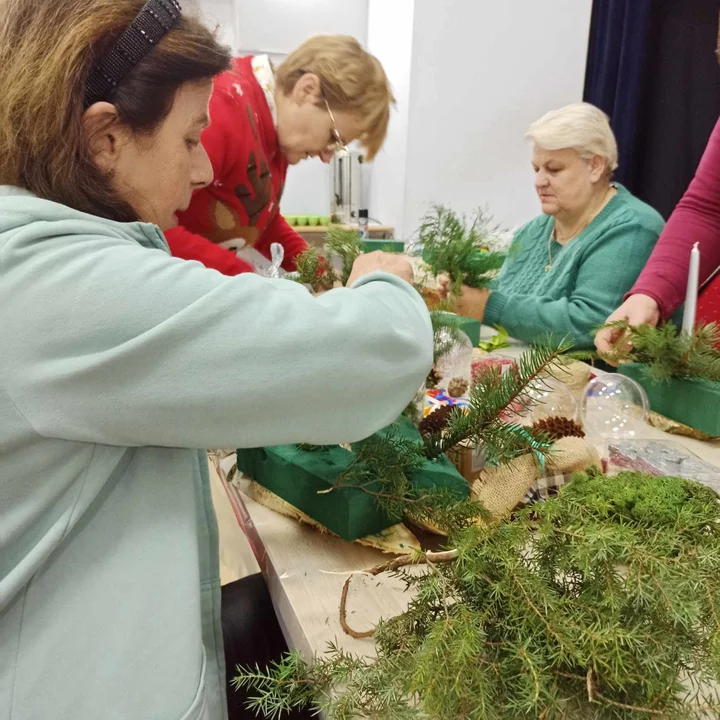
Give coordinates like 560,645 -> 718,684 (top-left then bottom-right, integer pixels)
444,103 -> 665,349
0,3 -> 433,720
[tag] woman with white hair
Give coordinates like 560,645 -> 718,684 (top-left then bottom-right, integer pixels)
447,102 -> 665,349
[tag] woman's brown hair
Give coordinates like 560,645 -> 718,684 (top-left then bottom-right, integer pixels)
0,0 -> 232,222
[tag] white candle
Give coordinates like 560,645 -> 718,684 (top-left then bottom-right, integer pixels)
681,242 -> 700,335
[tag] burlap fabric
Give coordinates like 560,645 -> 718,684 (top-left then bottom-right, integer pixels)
472,437 -> 601,523
246,480 -> 422,555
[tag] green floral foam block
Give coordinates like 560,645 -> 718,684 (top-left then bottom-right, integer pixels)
619,363 -> 720,437
235,419 -> 469,541
360,238 -> 405,253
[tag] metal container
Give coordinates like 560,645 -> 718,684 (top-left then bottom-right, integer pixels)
331,149 -> 363,224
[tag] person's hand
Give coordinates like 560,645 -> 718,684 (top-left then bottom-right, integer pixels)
438,274 -> 451,300
345,251 -> 414,287
594,293 -> 660,358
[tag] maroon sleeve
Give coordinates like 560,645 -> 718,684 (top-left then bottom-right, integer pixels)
629,118 -> 720,319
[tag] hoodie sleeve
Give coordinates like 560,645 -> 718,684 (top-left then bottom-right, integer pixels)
0,228 -> 432,449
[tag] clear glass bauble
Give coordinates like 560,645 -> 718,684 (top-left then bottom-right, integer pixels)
434,329 -> 473,385
581,375 -> 649,440
522,378 -> 578,423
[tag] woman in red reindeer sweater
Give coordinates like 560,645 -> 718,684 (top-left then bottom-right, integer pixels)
166,36 -> 394,275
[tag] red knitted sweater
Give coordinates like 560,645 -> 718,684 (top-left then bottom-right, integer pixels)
165,57 -> 308,275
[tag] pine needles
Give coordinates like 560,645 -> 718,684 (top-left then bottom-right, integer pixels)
292,226 -> 363,291
418,205 -> 507,296
602,321 -> 720,382
422,336 -> 572,464
325,225 -> 362,285
317,336 -> 569,532
293,249 -> 335,292
325,424 -> 488,533
235,469 -> 720,719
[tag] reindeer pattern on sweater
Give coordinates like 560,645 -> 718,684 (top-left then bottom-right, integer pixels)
166,56 -> 307,275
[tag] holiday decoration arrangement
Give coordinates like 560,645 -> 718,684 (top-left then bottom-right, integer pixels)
416,204 -> 507,300
232,210 -> 605,551
291,224 -> 362,292
223,221 -> 720,718
235,312 -> 577,543
225,217 -> 720,717
604,321 -> 720,437
235,468 -> 720,719
232,287 -> 604,548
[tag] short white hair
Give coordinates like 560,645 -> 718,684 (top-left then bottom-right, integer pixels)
525,102 -> 619,174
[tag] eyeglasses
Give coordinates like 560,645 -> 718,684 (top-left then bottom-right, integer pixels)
324,99 -> 349,154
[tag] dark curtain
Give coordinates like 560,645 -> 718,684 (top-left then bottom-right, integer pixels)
584,0 -> 720,219
583,0 -> 653,192
633,0 -> 720,219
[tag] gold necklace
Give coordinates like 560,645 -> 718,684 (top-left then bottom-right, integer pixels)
545,186 -> 615,272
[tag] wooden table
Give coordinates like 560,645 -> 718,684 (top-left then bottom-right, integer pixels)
213,326 -> 720,662
216,454 -> 414,661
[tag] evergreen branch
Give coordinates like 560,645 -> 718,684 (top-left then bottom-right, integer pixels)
237,469 -> 720,719
589,671 -> 670,716
601,321 -> 720,382
418,205 -> 507,294
424,338 -> 570,461
561,349 -> 598,364
231,652 -> 326,718
325,225 -> 362,286
293,247 -> 337,291
316,429 -> 483,530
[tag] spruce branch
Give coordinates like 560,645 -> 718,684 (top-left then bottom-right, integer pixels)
423,337 -> 571,461
316,428 -> 484,530
418,205 -> 507,295
325,225 -> 362,286
293,247 -> 337,292
236,469 -> 720,719
600,321 -> 720,382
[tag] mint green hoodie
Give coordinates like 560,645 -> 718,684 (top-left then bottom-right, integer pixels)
0,187 -> 433,720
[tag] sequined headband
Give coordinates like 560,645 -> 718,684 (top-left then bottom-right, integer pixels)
84,0 -> 182,108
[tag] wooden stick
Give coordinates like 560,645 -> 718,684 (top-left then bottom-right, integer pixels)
339,550 -> 459,638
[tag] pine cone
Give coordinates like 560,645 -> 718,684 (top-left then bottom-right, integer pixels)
419,405 -> 454,437
447,377 -> 469,398
426,367 -> 442,389
532,416 -> 585,441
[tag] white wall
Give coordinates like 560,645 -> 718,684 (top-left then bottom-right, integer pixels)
401,0 -> 593,239
194,0 -> 592,230
186,0 -> 236,48
366,0 -> 415,234
233,0 -> 368,56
